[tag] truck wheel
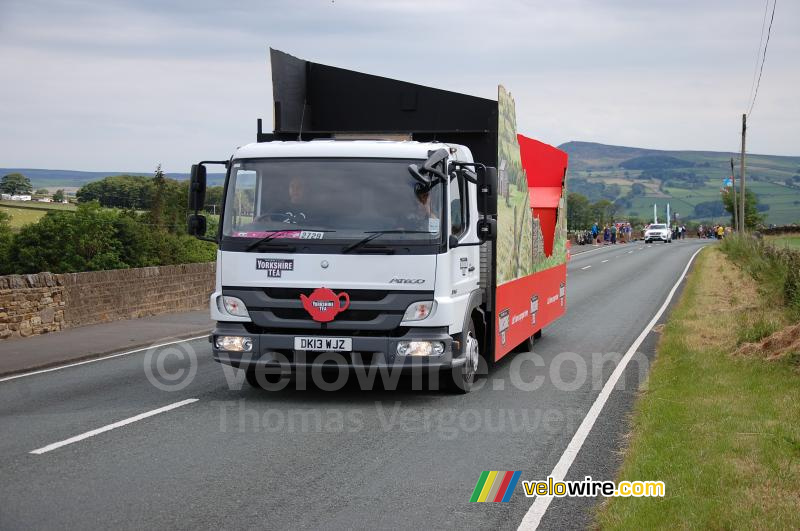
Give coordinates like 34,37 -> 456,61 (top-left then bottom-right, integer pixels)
442,321 -> 479,394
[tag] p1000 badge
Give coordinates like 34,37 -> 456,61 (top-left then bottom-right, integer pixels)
256,258 -> 294,277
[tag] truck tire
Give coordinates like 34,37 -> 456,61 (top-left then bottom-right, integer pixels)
441,321 -> 479,394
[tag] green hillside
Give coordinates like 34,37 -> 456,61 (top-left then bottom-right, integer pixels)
560,141 -> 800,225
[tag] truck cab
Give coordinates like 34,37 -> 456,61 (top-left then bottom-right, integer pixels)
194,139 -> 496,392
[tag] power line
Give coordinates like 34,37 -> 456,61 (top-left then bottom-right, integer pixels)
746,0 -> 770,108
747,0 -> 777,118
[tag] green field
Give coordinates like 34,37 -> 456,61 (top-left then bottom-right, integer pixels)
0,200 -> 77,229
0,206 -> 45,228
768,234 -> 800,250
562,141 -> 800,225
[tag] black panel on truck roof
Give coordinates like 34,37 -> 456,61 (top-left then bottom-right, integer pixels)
266,48 -> 499,166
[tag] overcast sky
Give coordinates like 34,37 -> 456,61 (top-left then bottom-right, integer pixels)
0,0 -> 797,172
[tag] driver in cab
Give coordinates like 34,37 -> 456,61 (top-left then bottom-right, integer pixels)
401,183 -> 438,232
282,175 -> 309,223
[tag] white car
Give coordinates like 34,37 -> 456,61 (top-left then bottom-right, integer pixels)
644,224 -> 671,243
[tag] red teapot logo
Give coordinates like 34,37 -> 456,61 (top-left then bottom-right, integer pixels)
300,287 -> 350,322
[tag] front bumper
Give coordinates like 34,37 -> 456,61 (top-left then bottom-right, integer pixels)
211,322 -> 464,371
645,233 -> 669,241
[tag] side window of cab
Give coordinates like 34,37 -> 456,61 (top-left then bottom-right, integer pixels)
450,175 -> 468,238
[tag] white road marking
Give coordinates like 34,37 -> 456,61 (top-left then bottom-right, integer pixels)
601,259 -> 609,263
30,398 -> 199,455
0,336 -> 208,384
569,246 -> 607,257
580,265 -> 591,270
517,246 -> 704,530
628,250 -> 633,254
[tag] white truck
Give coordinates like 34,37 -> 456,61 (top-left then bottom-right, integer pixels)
188,50 -> 569,393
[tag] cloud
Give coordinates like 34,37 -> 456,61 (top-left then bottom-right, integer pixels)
0,0 -> 798,171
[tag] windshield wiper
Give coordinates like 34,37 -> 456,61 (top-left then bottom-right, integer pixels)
245,229 -> 335,252
341,230 -> 431,254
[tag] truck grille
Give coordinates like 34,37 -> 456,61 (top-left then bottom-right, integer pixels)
222,286 -> 434,331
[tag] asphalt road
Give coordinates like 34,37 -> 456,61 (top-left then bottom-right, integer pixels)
0,239 -> 709,530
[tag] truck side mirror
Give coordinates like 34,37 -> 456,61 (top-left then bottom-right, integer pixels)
477,218 -> 497,242
187,213 -> 207,237
188,164 -> 207,212
478,167 -> 498,216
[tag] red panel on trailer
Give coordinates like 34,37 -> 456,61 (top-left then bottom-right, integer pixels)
494,264 -> 567,359
518,134 -> 568,258
518,134 -> 568,189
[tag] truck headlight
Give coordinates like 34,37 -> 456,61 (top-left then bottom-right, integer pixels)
220,296 -> 250,318
215,335 -> 253,352
396,340 -> 445,357
402,300 -> 436,322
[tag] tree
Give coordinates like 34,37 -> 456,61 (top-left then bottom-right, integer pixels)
0,211 -> 13,274
53,189 -> 65,202
721,189 -> 764,229
76,175 -> 153,208
693,200 -> 725,219
35,188 -> 49,196
629,183 -> 646,196
150,164 -> 166,229
205,186 -> 224,214
9,202 -> 124,273
567,192 -> 591,230
1,173 -> 33,195
590,199 -> 614,226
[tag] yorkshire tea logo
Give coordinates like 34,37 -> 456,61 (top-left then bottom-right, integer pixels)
470,471 -> 521,502
256,258 -> 294,278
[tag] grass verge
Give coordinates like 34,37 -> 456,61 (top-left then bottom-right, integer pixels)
596,247 -> 800,529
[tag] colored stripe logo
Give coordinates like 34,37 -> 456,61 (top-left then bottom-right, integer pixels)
470,471 -> 522,502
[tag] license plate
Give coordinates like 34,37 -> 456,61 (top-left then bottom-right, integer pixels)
294,336 -> 352,352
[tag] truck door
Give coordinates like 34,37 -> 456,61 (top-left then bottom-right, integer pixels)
449,175 -> 480,297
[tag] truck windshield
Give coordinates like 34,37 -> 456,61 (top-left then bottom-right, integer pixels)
221,158 -> 444,249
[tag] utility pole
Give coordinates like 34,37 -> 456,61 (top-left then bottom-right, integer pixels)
730,158 -> 738,232
739,114 -> 746,232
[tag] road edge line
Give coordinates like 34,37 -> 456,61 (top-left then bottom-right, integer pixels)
517,246 -> 705,530
0,335 -> 209,383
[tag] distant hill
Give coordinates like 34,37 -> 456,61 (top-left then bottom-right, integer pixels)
5,140 -> 800,225
559,141 -> 800,225
0,168 -> 227,189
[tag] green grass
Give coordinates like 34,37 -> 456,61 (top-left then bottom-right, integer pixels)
0,200 -> 77,230
736,317 -> 782,345
0,206 -> 46,228
0,199 -> 76,211
596,248 -> 800,529
769,234 -> 800,250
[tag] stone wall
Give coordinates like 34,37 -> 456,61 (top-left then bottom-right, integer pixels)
0,263 -> 215,340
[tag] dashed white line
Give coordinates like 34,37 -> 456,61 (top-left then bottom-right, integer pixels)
581,265 -> 591,270
517,246 -> 705,530
601,259 -> 609,263
627,250 -> 633,254
30,398 -> 199,455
